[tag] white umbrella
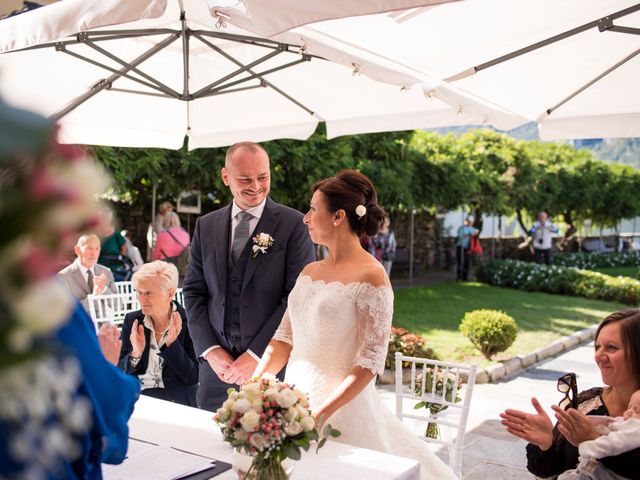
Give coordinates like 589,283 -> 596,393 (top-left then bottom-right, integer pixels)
0,0 -> 522,149
320,0 -> 640,139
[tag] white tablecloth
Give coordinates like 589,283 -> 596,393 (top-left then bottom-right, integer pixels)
129,396 -> 420,480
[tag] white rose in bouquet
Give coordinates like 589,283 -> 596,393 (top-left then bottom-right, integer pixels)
294,388 -> 309,408
261,373 -> 277,386
242,381 -> 261,399
250,433 -> 267,450
284,421 -> 302,436
233,398 -> 251,415
217,407 -> 231,422
264,387 -> 279,402
284,406 -> 297,423
276,389 -> 297,409
301,416 -> 315,432
240,409 -> 260,432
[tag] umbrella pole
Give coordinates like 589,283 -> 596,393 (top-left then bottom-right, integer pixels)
409,208 -> 415,285
149,183 -> 157,262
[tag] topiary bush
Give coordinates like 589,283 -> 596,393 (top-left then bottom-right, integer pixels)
386,326 -> 437,369
459,309 -> 518,360
477,259 -> 640,305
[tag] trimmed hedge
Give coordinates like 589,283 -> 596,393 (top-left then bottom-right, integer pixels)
477,260 -> 640,305
554,251 -> 640,270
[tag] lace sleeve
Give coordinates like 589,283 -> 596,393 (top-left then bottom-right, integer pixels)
272,309 -> 292,346
354,284 -> 393,375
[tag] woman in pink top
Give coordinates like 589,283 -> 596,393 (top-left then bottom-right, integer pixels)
152,212 -> 190,261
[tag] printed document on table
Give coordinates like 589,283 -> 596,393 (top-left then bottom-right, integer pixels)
102,438 -> 217,480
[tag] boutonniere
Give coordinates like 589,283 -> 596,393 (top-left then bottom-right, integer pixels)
252,233 -> 274,258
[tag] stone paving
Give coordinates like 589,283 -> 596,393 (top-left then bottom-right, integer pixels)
377,340 -> 601,479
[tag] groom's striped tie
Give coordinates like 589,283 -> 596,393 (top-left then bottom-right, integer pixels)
231,212 -> 253,263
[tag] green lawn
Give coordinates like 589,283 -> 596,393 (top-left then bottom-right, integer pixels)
592,266 -> 639,278
393,282 -> 626,367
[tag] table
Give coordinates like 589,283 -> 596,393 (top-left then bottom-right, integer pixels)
129,396 -> 420,480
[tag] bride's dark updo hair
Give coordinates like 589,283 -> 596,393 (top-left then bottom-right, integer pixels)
312,170 -> 385,237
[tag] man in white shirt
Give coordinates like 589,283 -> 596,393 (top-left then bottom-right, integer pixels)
530,211 -> 559,265
58,234 -> 118,312
183,142 -> 315,411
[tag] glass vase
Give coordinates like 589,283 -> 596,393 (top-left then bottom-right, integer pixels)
232,449 -> 295,480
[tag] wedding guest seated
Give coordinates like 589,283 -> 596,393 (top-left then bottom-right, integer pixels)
121,229 -> 144,273
58,234 -> 117,312
558,389 -> 640,479
501,309 -> 640,479
118,261 -> 198,406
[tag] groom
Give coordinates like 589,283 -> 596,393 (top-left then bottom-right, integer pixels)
184,142 -> 315,411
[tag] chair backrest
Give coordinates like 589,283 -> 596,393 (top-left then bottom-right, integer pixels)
87,292 -> 139,328
114,280 -> 134,295
394,352 -> 477,478
174,287 -> 184,307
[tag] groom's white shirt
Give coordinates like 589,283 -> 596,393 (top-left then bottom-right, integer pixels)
200,198 -> 267,362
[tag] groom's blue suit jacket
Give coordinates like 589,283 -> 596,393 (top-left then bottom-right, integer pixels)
183,197 -> 315,359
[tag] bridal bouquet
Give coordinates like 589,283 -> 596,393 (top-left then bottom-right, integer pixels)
413,369 -> 463,439
215,373 -> 339,480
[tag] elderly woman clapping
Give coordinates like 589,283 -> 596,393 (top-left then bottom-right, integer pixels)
118,261 -> 198,406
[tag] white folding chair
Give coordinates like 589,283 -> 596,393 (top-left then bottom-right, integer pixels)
395,352 -> 477,478
114,280 -> 134,295
174,287 -> 184,307
87,292 -> 139,328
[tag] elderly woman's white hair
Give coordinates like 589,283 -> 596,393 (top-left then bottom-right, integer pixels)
162,211 -> 181,229
132,261 -> 179,292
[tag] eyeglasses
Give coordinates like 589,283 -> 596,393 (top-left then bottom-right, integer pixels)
557,372 -> 578,410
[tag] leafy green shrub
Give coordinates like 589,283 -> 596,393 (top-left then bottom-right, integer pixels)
386,326 -> 436,369
554,251 -> 640,269
459,309 -> 517,360
478,260 -> 640,305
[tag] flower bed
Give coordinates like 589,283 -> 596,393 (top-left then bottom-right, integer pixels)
554,251 -> 640,270
477,260 -> 640,305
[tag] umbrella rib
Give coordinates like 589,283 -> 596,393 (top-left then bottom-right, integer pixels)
83,40 -> 180,98
5,30 -> 177,54
192,32 -> 315,115
197,84 -> 265,98
51,33 -> 180,121
205,57 -> 311,95
59,48 -> 173,96
445,2 -> 640,81
608,25 -> 640,36
191,47 -> 285,98
107,87 -> 173,98
540,47 -> 640,120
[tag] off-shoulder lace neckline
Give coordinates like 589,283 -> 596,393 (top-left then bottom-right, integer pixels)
299,274 -> 391,290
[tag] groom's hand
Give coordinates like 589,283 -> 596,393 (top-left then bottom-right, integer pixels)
205,348 -> 234,383
223,352 -> 258,385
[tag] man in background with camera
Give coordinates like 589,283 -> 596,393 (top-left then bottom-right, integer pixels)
530,210 -> 559,265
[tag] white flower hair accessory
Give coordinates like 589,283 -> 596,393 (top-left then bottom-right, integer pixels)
355,205 -> 367,218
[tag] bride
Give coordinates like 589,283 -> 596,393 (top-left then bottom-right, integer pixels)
253,170 -> 457,479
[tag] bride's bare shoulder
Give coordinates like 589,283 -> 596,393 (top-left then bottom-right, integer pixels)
301,261 -> 323,277
360,263 -> 391,289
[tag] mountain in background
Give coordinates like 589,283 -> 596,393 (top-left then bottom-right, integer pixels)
425,122 -> 640,168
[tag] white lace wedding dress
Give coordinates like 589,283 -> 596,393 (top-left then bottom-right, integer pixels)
273,275 -> 457,480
